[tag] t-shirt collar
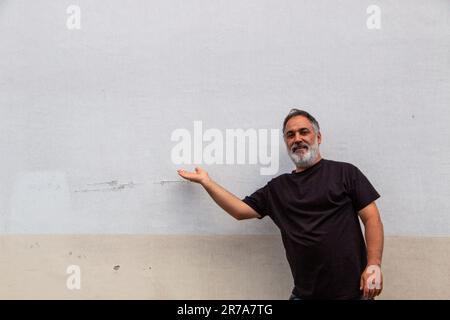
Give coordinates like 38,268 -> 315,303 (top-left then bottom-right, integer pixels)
291,158 -> 325,174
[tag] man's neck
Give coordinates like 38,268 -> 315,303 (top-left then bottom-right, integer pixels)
295,155 -> 322,173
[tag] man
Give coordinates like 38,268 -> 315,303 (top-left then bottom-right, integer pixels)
177,109 -> 384,300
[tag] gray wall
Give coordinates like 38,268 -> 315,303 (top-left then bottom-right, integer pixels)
1,0 -> 449,236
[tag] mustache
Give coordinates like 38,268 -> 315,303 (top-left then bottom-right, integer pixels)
291,142 -> 309,153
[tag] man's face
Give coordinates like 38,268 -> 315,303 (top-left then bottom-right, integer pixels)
284,115 -> 322,167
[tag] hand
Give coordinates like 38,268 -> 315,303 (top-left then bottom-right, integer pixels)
177,167 -> 211,185
360,264 -> 383,299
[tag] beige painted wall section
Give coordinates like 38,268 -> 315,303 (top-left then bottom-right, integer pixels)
0,235 -> 449,300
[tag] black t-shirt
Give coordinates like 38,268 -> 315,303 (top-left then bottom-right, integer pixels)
242,158 -> 380,299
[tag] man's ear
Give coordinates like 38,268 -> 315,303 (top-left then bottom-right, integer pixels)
317,132 -> 322,145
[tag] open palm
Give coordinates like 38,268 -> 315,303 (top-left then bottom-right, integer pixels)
177,167 -> 210,184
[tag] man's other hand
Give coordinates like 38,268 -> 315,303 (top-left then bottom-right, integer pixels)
360,264 -> 383,299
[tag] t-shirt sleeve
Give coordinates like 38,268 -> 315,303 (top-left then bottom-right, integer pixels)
242,184 -> 269,219
347,165 -> 381,212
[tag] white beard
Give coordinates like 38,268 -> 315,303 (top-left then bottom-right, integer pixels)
287,137 -> 320,168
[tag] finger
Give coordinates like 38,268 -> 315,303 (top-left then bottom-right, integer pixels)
374,288 -> 381,298
367,276 -> 377,299
368,288 -> 375,299
177,169 -> 187,176
178,169 -> 193,174
371,277 -> 381,298
363,281 -> 369,298
372,278 -> 382,298
376,282 -> 383,297
178,170 -> 194,180
360,276 -> 364,291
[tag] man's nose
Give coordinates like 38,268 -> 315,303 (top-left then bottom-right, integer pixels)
293,132 -> 303,143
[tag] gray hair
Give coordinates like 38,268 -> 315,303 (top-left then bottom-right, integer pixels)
282,108 -> 320,134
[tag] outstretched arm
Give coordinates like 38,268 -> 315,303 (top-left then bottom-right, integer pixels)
177,167 -> 261,220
